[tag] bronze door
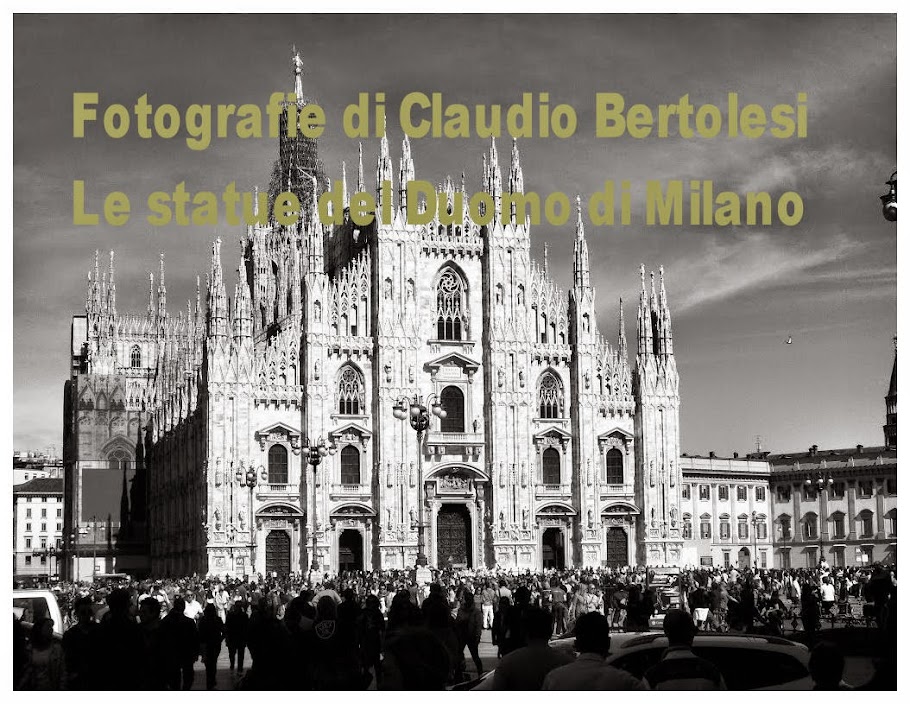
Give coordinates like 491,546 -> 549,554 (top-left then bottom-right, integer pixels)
338,529 -> 363,572
605,527 -> 628,568
436,505 -> 471,568
542,527 -> 565,569
265,530 -> 291,575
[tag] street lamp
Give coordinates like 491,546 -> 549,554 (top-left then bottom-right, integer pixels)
881,171 -> 897,222
305,436 -> 336,579
805,471 -> 833,564
391,393 -> 447,567
750,510 -> 759,569
235,462 -> 259,575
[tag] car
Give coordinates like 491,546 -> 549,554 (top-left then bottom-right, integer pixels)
12,589 -> 65,636
604,633 -> 812,690
455,632 -> 812,691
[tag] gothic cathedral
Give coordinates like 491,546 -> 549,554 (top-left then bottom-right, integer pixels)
65,55 -> 683,576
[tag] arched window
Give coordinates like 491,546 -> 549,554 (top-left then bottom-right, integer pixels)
538,372 -> 564,419
340,446 -> 360,485
542,448 -> 560,486
130,345 -> 142,368
830,511 -> 846,539
436,268 -> 466,340
107,447 -> 131,472
440,386 -> 465,433
887,509 -> 897,537
268,444 -> 289,484
605,449 -> 623,484
804,512 -> 818,540
858,509 -> 874,538
778,514 -> 792,540
338,366 -> 364,415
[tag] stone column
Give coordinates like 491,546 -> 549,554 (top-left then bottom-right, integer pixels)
847,482 -> 857,540
792,482 -> 801,542
875,480 -> 885,538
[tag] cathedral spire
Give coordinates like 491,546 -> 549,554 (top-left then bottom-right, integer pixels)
341,161 -> 349,210
207,239 -> 229,341
357,142 -> 364,194
376,117 -> 394,215
573,195 -> 590,290
106,250 -> 116,318
618,297 -> 628,359
157,253 -> 167,320
399,134 -> 415,214
291,46 -> 304,103
232,257 -> 253,343
147,272 -> 155,318
508,138 -> 524,223
543,242 -> 550,278
637,264 -> 653,358
658,265 -> 674,357
487,137 -> 502,222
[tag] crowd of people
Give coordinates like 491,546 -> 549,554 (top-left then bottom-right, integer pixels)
13,560 -> 896,690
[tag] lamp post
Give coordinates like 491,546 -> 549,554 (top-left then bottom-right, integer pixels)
69,532 -> 78,583
750,510 -> 758,569
805,471 -> 833,565
881,171 -> 897,221
392,393 -> 447,567
235,462 -> 259,575
305,436 -> 336,580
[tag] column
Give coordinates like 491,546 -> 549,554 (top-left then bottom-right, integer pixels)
875,480 -> 885,538
819,481 -> 829,542
847,482 -> 857,540
792,482 -> 801,543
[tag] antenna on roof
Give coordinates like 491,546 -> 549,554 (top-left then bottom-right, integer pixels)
755,435 -> 763,453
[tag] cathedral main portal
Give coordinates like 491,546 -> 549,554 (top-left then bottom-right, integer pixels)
436,504 -> 471,568
265,530 -> 291,575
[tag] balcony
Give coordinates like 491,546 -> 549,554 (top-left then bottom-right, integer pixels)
535,484 -> 571,500
426,431 -> 484,458
255,483 -> 298,499
329,483 -> 372,501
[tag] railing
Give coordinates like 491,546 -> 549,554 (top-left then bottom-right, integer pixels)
426,431 -> 484,445
333,484 -> 370,493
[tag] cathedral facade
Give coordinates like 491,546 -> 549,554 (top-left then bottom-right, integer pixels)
64,56 -> 685,577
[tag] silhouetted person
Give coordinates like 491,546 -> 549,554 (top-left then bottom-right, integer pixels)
379,627 -> 451,690
63,596 -> 100,690
95,588 -> 146,690
225,600 -> 249,673
492,607 -> 573,690
359,594 -> 386,688
160,596 -> 198,690
138,597 -> 167,689
455,589 -> 484,677
809,642 -> 850,690
310,596 -> 364,689
491,596 -> 510,657
18,617 -> 66,690
643,609 -> 725,690
422,591 -> 462,684
198,603 -> 224,690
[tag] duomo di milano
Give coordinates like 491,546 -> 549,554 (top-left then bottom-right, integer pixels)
62,56 -> 893,578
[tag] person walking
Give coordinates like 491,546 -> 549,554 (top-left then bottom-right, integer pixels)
198,603 -> 224,690
17,617 -> 66,690
160,596 -> 198,690
643,609 -> 726,690
492,607 -> 574,690
62,596 -> 99,690
455,589 -> 484,678
225,599 -> 249,674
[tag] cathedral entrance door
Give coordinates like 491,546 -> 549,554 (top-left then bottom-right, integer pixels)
338,529 -> 363,572
436,504 -> 471,568
265,530 -> 291,575
541,528 -> 565,569
605,527 -> 628,568
738,547 -> 751,570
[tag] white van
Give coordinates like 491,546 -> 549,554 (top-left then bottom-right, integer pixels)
13,589 -> 65,636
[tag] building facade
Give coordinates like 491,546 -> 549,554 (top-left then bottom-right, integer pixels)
64,55 -> 684,577
61,55 -> 895,577
13,478 -> 64,578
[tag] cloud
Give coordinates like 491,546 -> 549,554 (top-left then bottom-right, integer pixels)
671,231 -> 861,313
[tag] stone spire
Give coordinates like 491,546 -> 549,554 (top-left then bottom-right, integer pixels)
207,239 -> 229,341
487,137 -> 502,222
341,161 -> 349,210
573,196 -> 590,291
618,297 -> 628,359
356,142 -> 364,194
658,266 -> 674,357
376,116 -> 394,212
106,250 -> 116,317
292,46 -> 304,102
147,272 -> 155,318
399,134 -> 415,214
508,138 -> 524,223
543,242 -> 550,278
637,264 -> 653,358
157,253 -> 167,321
232,258 -> 253,343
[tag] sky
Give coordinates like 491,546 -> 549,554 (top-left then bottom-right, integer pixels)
13,14 -> 897,457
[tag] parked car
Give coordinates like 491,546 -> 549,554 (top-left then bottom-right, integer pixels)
455,632 -> 811,690
12,589 -> 65,636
